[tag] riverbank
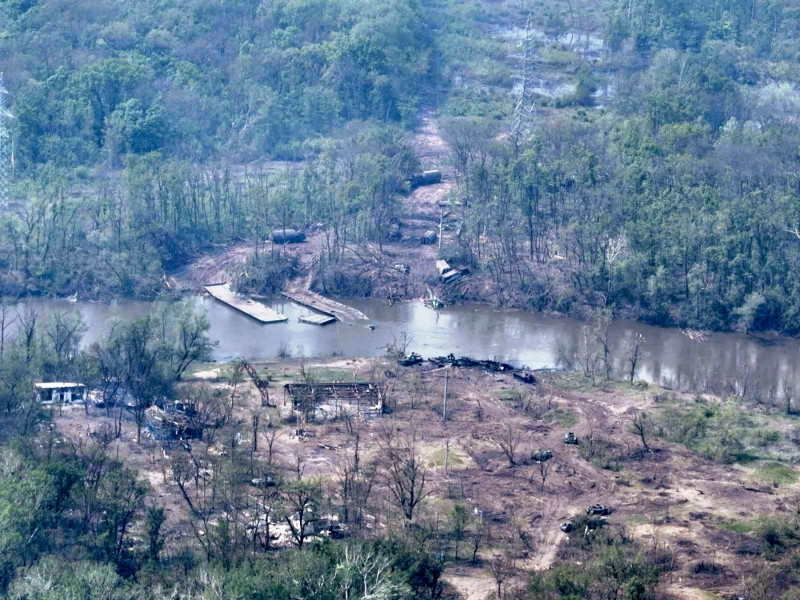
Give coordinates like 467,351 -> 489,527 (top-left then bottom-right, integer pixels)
11,294 -> 800,405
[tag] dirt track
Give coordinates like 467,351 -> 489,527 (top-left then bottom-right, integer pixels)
170,113 -> 457,300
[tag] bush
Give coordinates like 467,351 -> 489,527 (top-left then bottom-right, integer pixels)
234,251 -> 299,296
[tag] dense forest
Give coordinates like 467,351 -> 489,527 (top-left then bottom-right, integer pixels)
435,0 -> 800,334
3,0 -> 435,166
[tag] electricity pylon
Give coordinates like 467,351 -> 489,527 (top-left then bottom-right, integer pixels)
509,15 -> 540,145
0,73 -> 12,207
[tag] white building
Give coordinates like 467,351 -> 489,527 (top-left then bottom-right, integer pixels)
34,382 -> 86,404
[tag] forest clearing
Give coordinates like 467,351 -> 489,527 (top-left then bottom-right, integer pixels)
48,355 -> 800,600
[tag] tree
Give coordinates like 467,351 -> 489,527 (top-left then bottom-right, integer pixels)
592,308 -> 613,381
626,333 -> 645,383
264,426 -> 283,465
537,458 -> 551,492
145,507 -> 166,563
169,303 -> 215,380
185,385 -> 226,444
783,374 -> 795,415
630,411 -> 651,453
114,316 -> 172,443
43,311 -> 88,380
489,552 -> 516,599
7,558 -> 129,600
380,430 -> 430,521
339,434 -> 375,527
495,424 -> 524,466
449,503 -> 471,560
735,292 -> 767,334
0,301 -> 16,360
96,467 -> 148,566
281,478 -> 323,548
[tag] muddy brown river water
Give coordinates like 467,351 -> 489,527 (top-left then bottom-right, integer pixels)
15,296 -> 800,397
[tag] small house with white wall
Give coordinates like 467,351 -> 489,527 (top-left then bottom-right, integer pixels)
34,382 -> 86,405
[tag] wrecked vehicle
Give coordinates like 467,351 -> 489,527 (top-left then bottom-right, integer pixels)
513,371 -> 536,384
532,449 -> 554,463
398,352 -> 424,367
586,504 -> 613,516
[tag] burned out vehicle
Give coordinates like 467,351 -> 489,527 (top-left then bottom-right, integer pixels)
586,504 -> 613,516
398,352 -> 424,367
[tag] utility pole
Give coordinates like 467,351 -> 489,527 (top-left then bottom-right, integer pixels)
438,203 -> 444,252
0,73 -> 12,208
442,367 -> 449,422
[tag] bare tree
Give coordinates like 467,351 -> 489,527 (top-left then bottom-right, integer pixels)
380,429 -> 430,521
630,411 -> 651,453
0,300 -> 17,359
626,333 -> 645,383
340,544 -> 397,600
90,333 -> 123,422
17,306 -> 38,364
281,478 -> 323,548
495,424 -> 524,466
407,373 -> 426,410
186,385 -> 226,444
537,459 -> 551,492
251,412 -> 260,453
470,525 -> 484,563
44,310 -> 87,379
577,325 -> 599,382
339,434 -> 376,527
783,374 -> 795,415
593,308 -> 612,380
264,426 -> 283,465
489,552 -> 516,599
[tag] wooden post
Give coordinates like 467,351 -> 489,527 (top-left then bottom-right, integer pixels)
438,204 -> 444,251
445,439 -> 449,475
442,367 -> 449,422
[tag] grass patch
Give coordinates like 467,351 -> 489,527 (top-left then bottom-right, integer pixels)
718,517 -> 764,534
497,388 -> 520,401
552,407 -> 579,428
757,462 -> 798,485
426,446 -> 468,469
627,514 -> 649,525
301,367 -> 356,382
752,428 -> 782,448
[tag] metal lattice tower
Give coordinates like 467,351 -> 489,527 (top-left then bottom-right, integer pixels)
0,73 -> 11,207
510,15 -> 540,144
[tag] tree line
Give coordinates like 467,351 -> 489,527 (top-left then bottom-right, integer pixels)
1,0 -> 437,168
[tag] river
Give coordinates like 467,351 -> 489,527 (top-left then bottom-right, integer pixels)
12,296 -> 800,398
